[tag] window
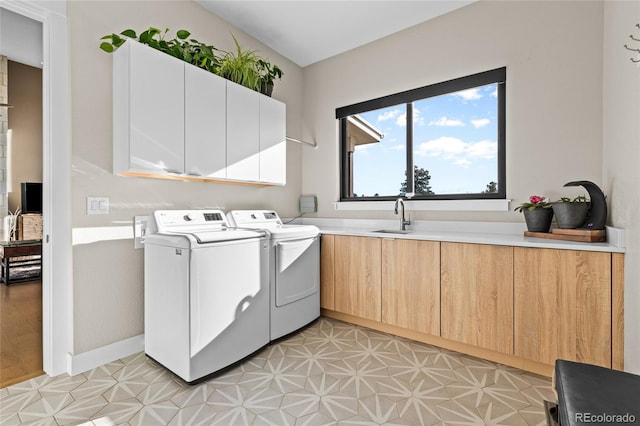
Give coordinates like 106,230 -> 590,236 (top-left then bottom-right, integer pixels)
337,68 -> 505,201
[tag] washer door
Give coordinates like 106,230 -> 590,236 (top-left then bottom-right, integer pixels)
275,237 -> 319,307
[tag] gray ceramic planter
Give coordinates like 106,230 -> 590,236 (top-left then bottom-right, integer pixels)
523,208 -> 553,232
552,202 -> 590,229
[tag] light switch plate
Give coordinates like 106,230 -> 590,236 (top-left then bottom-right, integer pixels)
87,197 -> 109,215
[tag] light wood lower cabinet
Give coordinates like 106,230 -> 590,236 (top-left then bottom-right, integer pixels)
334,236 -> 381,321
441,242 -> 514,354
320,235 -> 335,310
514,247 -> 612,367
382,239 -> 440,336
319,233 -> 622,375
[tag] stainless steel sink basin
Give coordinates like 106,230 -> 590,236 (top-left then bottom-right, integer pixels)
372,229 -> 413,234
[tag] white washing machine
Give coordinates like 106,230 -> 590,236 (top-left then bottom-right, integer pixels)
227,210 -> 320,341
144,210 -> 269,383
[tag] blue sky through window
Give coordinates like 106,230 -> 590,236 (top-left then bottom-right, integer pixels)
352,83 -> 498,197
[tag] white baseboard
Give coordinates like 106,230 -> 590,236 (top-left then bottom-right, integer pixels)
67,334 -> 144,376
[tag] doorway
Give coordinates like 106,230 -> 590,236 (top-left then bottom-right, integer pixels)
0,0 -> 71,383
0,9 -> 44,388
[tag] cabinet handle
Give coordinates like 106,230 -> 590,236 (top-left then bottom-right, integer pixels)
186,172 -> 202,177
163,168 -> 182,174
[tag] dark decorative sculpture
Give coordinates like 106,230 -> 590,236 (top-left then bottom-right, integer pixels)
563,180 -> 607,230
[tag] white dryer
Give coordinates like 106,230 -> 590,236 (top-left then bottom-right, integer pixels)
144,210 -> 269,383
227,210 -> 320,340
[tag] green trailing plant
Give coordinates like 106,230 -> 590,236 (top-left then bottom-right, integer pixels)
100,27 -> 222,74
99,28 -> 284,96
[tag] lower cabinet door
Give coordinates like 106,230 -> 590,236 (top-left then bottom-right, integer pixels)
382,239 -> 440,336
320,235 -> 335,310
441,242 -> 514,354
334,235 -> 381,321
514,247 -> 612,367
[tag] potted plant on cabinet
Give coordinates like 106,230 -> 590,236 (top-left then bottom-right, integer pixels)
100,27 -> 222,74
257,59 -> 283,97
551,195 -> 590,229
515,195 -> 553,232
100,29 -> 284,96
217,34 -> 262,92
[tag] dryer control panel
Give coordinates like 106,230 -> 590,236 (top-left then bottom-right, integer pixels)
227,210 -> 283,228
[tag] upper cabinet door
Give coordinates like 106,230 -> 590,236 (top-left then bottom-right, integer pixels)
226,82 -> 260,182
126,41 -> 185,174
184,66 -> 226,179
259,96 -> 286,185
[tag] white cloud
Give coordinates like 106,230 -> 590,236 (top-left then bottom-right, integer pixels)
377,109 -> 402,122
414,137 -> 497,168
396,108 -> 424,127
452,88 -> 482,101
466,140 -> 497,159
490,88 -> 498,97
415,137 -> 467,158
429,116 -> 465,127
389,144 -> 405,151
470,118 -> 490,128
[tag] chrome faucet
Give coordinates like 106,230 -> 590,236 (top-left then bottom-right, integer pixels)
394,198 -> 411,231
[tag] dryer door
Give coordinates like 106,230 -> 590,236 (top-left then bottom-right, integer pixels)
275,237 -> 319,307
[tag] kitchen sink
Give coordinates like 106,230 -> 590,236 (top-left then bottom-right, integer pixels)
372,229 -> 413,234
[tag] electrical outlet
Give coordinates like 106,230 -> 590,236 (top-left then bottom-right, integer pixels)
134,216 -> 148,249
87,196 -> 109,214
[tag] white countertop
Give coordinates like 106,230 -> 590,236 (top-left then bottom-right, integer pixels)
294,218 -> 625,253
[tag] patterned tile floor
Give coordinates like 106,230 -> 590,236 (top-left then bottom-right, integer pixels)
0,318 -> 555,425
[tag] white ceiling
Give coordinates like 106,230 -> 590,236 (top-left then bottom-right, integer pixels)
196,1 -> 475,67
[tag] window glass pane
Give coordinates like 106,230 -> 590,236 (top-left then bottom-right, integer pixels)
413,83 -> 499,195
348,105 -> 407,198
338,68 -> 505,201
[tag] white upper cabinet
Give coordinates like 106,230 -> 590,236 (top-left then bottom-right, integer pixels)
184,65 -> 226,179
226,82 -> 260,182
113,40 -> 185,175
259,96 -> 286,185
113,40 -> 285,185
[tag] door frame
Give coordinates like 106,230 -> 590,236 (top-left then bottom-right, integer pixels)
2,0 -> 71,376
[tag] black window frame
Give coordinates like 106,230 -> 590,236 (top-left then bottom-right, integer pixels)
337,67 -> 506,202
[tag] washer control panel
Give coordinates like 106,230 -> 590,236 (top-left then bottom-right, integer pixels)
154,210 -> 227,233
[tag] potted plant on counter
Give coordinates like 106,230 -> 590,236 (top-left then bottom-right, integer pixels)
551,195 -> 590,229
515,195 -> 553,232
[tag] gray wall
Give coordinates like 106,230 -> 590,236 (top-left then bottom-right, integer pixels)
68,0 -> 304,354
301,0 -> 604,221
300,0 -> 640,373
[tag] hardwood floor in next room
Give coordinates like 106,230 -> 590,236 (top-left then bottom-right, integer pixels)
0,280 -> 43,389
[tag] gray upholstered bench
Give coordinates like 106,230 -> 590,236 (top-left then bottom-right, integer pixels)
554,359 -> 640,425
